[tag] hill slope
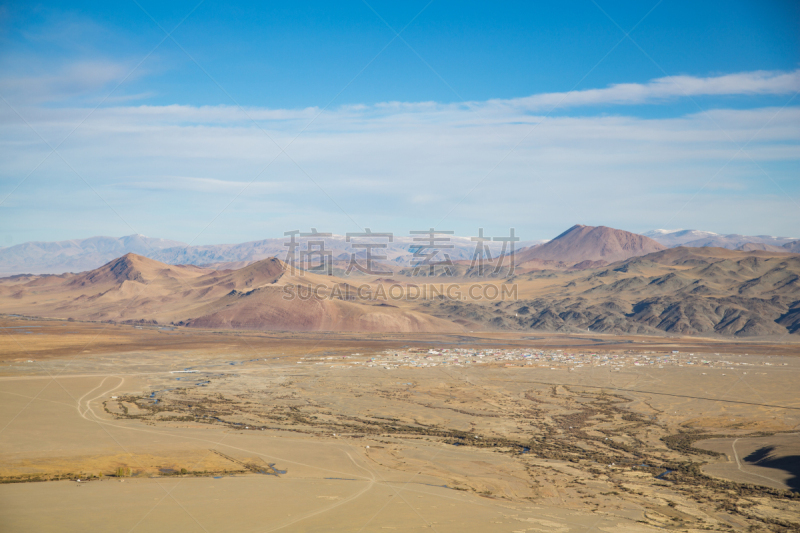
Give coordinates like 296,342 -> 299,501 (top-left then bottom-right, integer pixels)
516,225 -> 665,266
422,247 -> 800,337
0,254 -> 461,333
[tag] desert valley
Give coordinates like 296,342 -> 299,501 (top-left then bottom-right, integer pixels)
1,225 -> 798,532
2,4 -> 799,531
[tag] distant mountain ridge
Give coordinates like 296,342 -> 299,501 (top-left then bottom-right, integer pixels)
643,229 -> 719,247
736,242 -> 791,253
644,229 -> 797,250
0,235 -> 186,275
0,234 -> 543,276
4,227 -> 797,277
783,240 -> 800,253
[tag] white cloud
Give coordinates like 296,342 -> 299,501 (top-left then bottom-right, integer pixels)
122,176 -> 294,194
503,69 -> 800,111
0,60 -> 143,104
1,69 -> 798,242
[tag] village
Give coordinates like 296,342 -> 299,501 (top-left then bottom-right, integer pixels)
296,346 -> 784,371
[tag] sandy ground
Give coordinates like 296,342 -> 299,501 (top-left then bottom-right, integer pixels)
696,433 -> 799,492
0,319 -> 798,532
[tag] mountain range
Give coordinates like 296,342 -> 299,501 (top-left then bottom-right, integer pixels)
0,253 -> 456,333
0,234 -> 543,276
644,229 -> 798,250
2,227 -> 797,277
0,235 -> 186,275
1,224 -> 797,338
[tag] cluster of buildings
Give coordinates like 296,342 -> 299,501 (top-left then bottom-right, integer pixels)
297,348 -> 772,371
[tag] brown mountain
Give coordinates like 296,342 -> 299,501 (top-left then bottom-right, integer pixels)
516,225 -> 666,266
2,246 -> 799,338
426,247 -> 800,337
68,253 -> 205,286
0,254 -> 458,333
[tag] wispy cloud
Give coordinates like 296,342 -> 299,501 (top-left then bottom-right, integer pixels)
1,69 -> 798,242
503,69 -> 800,111
122,176 -> 295,194
0,59 -> 144,104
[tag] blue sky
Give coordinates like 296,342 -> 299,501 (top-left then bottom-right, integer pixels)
0,0 -> 799,245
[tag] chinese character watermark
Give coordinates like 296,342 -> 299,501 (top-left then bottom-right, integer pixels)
345,229 -> 393,276
410,228 -> 454,276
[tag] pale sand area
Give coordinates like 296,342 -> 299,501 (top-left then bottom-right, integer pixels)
696,433 -> 799,492
1,324 -> 798,532
0,476 -> 647,533
0,375 -> 648,532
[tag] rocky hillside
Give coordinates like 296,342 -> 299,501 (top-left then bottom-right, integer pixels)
423,247 -> 800,337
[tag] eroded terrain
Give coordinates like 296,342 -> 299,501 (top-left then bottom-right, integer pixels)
0,318 -> 798,532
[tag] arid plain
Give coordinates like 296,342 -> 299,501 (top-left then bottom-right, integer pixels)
1,317 -> 798,532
